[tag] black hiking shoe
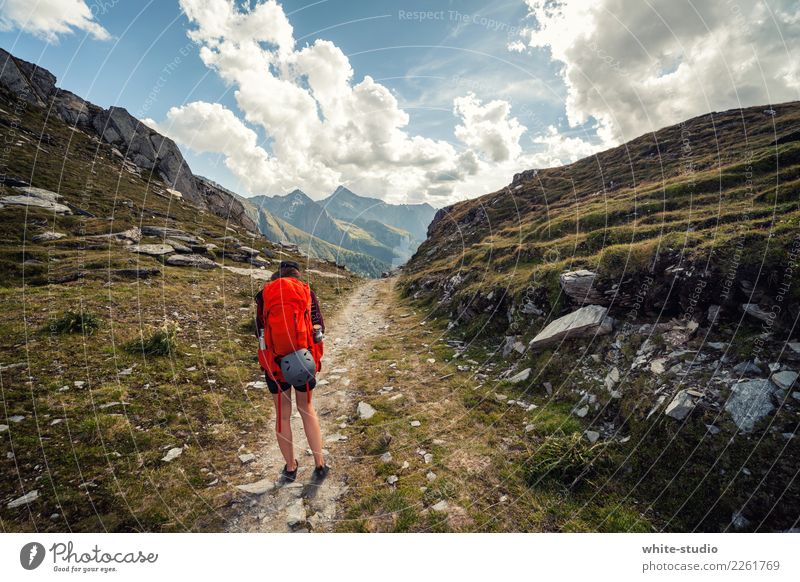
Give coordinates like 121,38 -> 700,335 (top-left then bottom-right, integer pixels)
312,464 -> 330,483
280,460 -> 299,483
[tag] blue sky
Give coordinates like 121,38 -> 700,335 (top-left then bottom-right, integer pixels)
0,0 -> 577,201
2,1 -> 796,203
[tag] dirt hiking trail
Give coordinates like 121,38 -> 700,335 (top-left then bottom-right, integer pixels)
225,279 -> 389,532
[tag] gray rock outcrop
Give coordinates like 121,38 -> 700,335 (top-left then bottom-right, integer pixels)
129,244 -> 174,256
725,379 -> 776,432
0,48 -> 259,233
560,270 -> 605,304
0,187 -> 72,214
529,305 -> 614,349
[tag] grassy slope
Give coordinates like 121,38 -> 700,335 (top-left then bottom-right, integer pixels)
395,102 -> 800,532
404,101 -> 800,315
0,88 -> 360,532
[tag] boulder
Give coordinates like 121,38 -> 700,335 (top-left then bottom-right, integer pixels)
170,234 -> 205,245
650,358 -> 667,375
129,244 -> 174,256
166,254 -> 218,269
165,239 -> 193,253
221,265 -> 273,281
7,490 -> 39,509
238,246 -> 260,257
357,401 -> 376,420
770,370 -> 797,391
96,226 -> 141,245
733,361 -> 763,376
509,368 -> 531,384
584,430 -> 600,443
529,305 -> 613,349
32,231 -> 66,242
664,389 -> 696,420
248,256 -> 271,268
725,379 -> 776,432
560,270 -> 605,304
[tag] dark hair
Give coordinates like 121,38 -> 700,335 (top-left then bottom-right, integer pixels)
279,265 -> 301,279
271,262 -> 301,280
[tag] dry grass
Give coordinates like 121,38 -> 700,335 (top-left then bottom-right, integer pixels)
334,283 -> 654,532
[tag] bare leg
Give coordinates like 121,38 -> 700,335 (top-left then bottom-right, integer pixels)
296,392 -> 325,468
273,389 -> 296,470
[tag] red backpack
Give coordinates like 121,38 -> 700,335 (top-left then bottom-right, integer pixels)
256,277 -> 323,384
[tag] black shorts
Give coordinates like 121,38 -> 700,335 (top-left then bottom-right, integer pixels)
265,375 -> 317,395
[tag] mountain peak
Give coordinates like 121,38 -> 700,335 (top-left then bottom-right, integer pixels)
284,188 -> 314,203
331,185 -> 370,201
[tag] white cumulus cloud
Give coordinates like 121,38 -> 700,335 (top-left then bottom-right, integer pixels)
153,0 -> 562,203
144,101 -> 280,195
516,0 -> 800,146
454,92 -> 526,163
0,0 -> 110,42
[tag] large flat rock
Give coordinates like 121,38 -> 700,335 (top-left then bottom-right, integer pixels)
222,265 -> 272,281
129,244 -> 174,256
529,305 -> 613,349
0,186 -> 72,214
166,254 -> 218,269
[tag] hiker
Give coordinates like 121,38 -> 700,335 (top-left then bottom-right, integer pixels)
255,260 -> 329,483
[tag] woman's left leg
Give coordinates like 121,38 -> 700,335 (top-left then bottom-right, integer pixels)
295,388 -> 325,468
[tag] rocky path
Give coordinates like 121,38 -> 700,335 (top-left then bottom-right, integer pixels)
225,278 -> 389,532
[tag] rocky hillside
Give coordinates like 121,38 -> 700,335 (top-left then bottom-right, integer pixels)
0,53 -> 358,531
0,48 -> 256,234
400,101 -> 800,531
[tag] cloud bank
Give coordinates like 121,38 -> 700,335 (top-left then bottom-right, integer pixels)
516,0 -> 800,146
0,0 -> 110,42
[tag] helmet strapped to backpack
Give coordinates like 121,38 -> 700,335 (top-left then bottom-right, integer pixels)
280,349 -> 316,386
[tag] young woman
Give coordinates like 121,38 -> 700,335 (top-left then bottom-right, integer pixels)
255,260 -> 329,483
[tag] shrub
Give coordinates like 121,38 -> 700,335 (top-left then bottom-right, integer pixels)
127,323 -> 177,356
525,432 -> 605,488
49,310 -> 101,335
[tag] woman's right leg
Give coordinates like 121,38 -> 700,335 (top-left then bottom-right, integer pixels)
272,387 -> 296,469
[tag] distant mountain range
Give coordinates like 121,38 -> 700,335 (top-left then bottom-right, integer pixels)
239,186 -> 436,277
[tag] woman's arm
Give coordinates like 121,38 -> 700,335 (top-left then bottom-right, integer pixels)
310,290 -> 325,333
